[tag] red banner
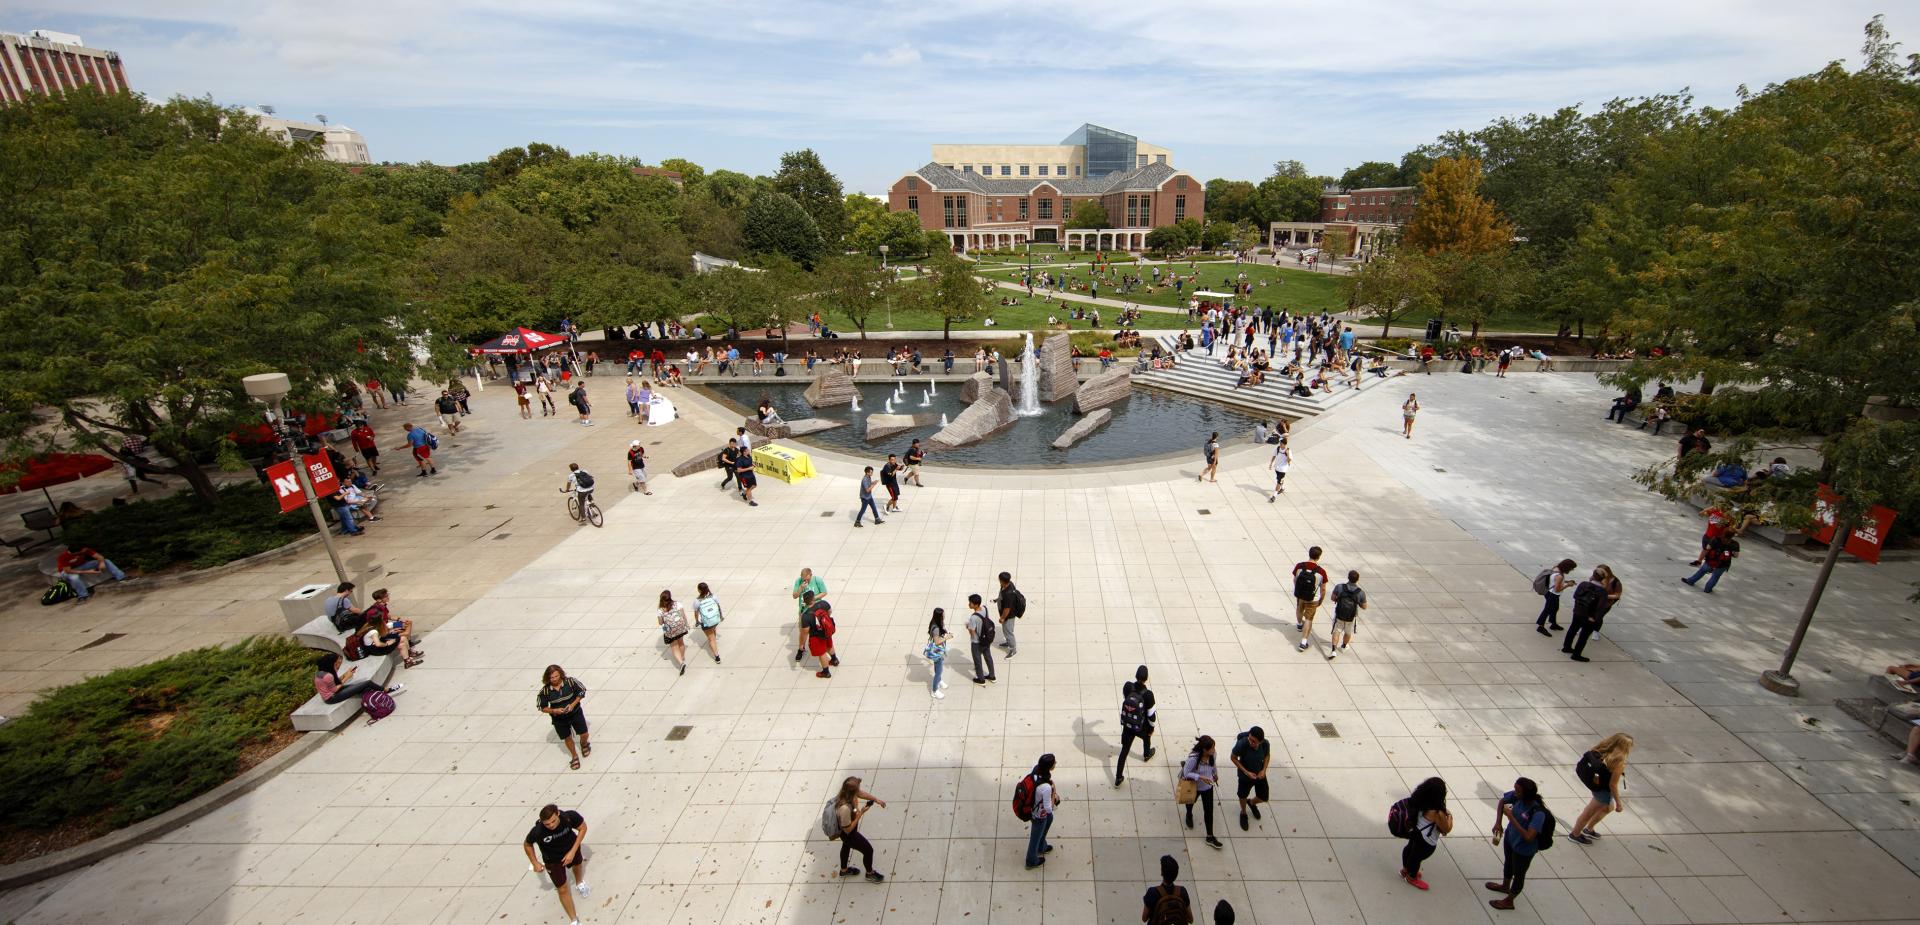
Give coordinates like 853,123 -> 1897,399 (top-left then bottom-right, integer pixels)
1811,485 -> 1898,564
265,454 -> 342,514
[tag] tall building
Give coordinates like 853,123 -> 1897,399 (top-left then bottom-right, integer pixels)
249,112 -> 372,164
896,123 -> 1199,252
1270,185 -> 1420,258
0,30 -> 129,104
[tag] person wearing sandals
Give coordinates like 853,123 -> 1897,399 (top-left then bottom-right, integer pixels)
359,612 -> 421,668
658,590 -> 690,676
1181,736 -> 1225,849
694,582 -> 724,663
1486,776 -> 1548,910
539,665 -> 590,770
830,776 -> 888,883
1568,733 -> 1632,844
313,652 -> 403,705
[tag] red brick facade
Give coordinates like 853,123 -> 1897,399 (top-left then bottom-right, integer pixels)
888,167 -> 1204,251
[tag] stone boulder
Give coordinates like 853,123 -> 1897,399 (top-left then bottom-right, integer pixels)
744,417 -> 789,439
785,418 -> 848,437
671,445 -> 731,478
1037,332 -> 1078,402
803,370 -> 857,408
1072,370 -> 1133,414
863,413 -> 938,442
930,388 -> 1016,448
1050,408 -> 1112,449
960,371 -> 994,403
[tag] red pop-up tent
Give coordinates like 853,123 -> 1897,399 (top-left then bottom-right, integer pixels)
473,328 -> 565,354
0,452 -> 116,508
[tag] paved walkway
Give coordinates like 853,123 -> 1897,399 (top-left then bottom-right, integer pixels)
5,373 -> 1920,925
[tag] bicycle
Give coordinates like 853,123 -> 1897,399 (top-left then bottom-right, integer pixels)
562,487 -> 603,527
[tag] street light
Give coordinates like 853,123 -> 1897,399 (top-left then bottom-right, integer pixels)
243,372 -> 350,587
879,245 -> 893,329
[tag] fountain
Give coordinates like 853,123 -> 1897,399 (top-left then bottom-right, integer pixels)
928,379 -> 937,395
1016,332 -> 1042,417
919,389 -> 932,407
851,393 -> 861,411
895,380 -> 906,397
884,397 -> 894,413
940,413 -> 950,427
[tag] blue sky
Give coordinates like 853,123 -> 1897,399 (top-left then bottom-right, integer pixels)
12,2 -> 1904,193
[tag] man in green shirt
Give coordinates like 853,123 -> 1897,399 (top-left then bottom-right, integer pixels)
792,567 -> 826,662
1231,725 -> 1272,831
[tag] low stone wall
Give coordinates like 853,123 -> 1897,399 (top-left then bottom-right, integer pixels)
930,388 -> 1016,448
803,370 -> 858,407
1072,371 -> 1133,414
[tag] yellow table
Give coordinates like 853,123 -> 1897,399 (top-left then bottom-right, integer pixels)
751,444 -> 816,483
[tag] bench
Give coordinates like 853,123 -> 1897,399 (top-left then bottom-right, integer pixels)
291,614 -> 353,658
1678,488 -> 1807,549
290,654 -> 397,731
4,508 -> 62,555
1860,674 -> 1920,740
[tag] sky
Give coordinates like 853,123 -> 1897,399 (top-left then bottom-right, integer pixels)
9,2 -> 1905,193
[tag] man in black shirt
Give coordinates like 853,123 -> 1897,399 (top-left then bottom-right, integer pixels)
903,440 -> 926,487
880,454 -> 902,513
522,804 -> 590,924
1230,726 -> 1272,831
994,571 -> 1025,657
1115,665 -> 1157,786
719,439 -> 740,489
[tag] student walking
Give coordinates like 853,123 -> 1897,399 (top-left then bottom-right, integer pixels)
995,571 -> 1026,657
799,589 -> 838,678
1562,565 -> 1621,662
966,594 -> 997,684
694,582 -> 724,663
1396,777 -> 1453,890
854,466 -> 884,527
1267,439 -> 1291,502
925,608 -> 952,699
523,805 -> 590,925
1327,570 -> 1367,658
733,445 -> 757,507
1115,665 -> 1157,785
828,777 -> 888,882
627,441 -> 652,495
1568,733 -> 1632,844
904,440 -> 925,486
1682,535 -> 1739,593
1486,776 -> 1550,910
568,382 -> 593,426
791,567 -> 826,662
1143,855 -> 1194,925
1534,559 -> 1577,635
658,590 -> 690,675
880,454 -> 903,513
536,377 -> 556,416
1230,726 -> 1271,831
1402,394 -> 1420,439
1180,736 -> 1225,849
1292,546 -> 1329,651
1022,753 -> 1063,869
1199,432 -> 1220,482
538,665 -> 590,770
400,422 -> 437,477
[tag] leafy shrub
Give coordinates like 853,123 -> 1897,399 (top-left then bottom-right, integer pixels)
0,637 -> 314,832
60,483 -> 312,572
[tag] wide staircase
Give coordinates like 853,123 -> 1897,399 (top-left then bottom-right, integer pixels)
1132,335 -> 1379,420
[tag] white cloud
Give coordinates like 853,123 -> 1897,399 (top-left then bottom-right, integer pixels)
860,44 -> 920,67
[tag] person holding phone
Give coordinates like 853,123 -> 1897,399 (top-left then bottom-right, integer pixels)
538,665 -> 589,770
830,776 -> 888,882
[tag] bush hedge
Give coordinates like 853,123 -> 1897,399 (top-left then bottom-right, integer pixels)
0,637 -> 314,836
60,482 -> 312,572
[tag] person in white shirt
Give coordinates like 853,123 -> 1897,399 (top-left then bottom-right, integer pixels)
1268,440 -> 1291,502
1024,753 -> 1062,869
340,483 -> 378,521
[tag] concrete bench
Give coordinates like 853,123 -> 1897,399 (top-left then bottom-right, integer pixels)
1861,674 -> 1920,740
1676,488 -> 1806,549
291,614 -> 353,658
291,654 -> 397,731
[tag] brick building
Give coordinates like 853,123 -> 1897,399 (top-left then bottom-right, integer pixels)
1270,184 -> 1419,258
0,29 -> 128,104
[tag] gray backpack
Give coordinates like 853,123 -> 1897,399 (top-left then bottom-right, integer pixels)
1532,567 -> 1555,596
819,799 -> 842,840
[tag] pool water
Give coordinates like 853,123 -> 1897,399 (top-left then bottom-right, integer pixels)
699,380 -> 1266,467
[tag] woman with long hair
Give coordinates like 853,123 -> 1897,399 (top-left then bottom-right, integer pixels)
1487,776 -> 1546,909
658,589 -> 690,675
538,664 -> 590,770
1400,776 -> 1453,890
1181,735 -> 1224,849
832,776 -> 888,882
926,608 -> 951,699
1024,753 -> 1061,869
694,582 -> 724,663
1569,733 -> 1633,844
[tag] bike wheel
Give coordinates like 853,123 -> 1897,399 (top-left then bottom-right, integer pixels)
586,502 -> 603,528
567,496 -> 582,522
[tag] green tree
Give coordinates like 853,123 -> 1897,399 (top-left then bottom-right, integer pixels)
657,157 -> 706,187
1255,173 -> 1324,223
1339,161 -> 1400,190
771,149 -> 848,246
1319,226 -> 1352,260
1200,221 -> 1236,250
0,91 -> 424,502
352,162 -> 485,237
1144,226 -> 1184,253
1347,250 -> 1440,336
815,253 -> 894,338
1066,200 -> 1110,229
743,191 -> 826,268
1400,156 -> 1515,335
1204,179 -> 1259,225
912,252 -> 986,339
683,265 -> 776,336
496,154 -> 677,233
703,169 -> 761,211
483,141 -> 570,187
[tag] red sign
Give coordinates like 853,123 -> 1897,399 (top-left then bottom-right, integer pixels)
265,454 -> 342,514
1811,485 -> 1899,564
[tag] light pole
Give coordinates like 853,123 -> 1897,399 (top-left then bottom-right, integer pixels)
243,372 -> 350,587
879,245 -> 893,329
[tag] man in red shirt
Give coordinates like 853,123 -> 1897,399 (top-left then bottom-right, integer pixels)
348,422 -> 380,473
650,348 -> 667,379
55,544 -> 127,601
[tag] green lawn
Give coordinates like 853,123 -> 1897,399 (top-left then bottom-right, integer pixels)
977,261 -> 1349,314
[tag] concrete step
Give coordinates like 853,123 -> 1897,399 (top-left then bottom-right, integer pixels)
1133,335 -> 1376,419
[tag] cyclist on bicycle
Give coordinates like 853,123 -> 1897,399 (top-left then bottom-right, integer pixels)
563,463 -> 596,513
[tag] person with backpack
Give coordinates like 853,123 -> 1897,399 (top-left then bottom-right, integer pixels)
562,463 -> 596,515
1486,776 -> 1550,910
324,581 -> 360,632
1266,438 -> 1291,502
1534,559 -> 1577,635
312,652 -> 402,709
538,664 -> 590,770
1568,733 -> 1632,844
357,607 -> 421,669
694,582 -> 723,663
1394,776 -> 1453,889
1562,565 -> 1618,662
791,567 -> 827,662
926,608 -> 952,699
966,593 -> 997,684
1180,736 -> 1224,849
1142,854 -> 1194,925
995,571 -> 1026,658
1230,726 -> 1271,831
627,440 -> 652,495
1682,534 -> 1739,593
1292,546 -> 1329,652
1020,753 -> 1064,869
435,390 -> 462,436
568,382 -> 593,426
1198,432 -> 1220,483
523,804 -> 591,925
658,589 -> 690,676
799,589 -> 838,679
825,776 -> 887,882
1327,570 -> 1367,659
1115,665 -> 1157,786
400,422 -> 436,477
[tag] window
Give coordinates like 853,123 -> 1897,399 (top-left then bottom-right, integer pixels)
906,177 -> 918,190
1176,176 -> 1188,189
907,195 -> 919,212
1139,194 -> 1150,223
1038,165 -> 1048,176
1138,154 -> 1148,167
1038,198 -> 1052,220
1073,165 -> 1080,176
1174,195 -> 1186,222
962,165 -> 973,173
1000,166 -> 1011,176
1156,154 -> 1167,164
943,195 -> 969,228
1059,164 -> 1068,175
1019,198 -> 1028,220
1125,195 -> 1136,226
1019,165 -> 1029,176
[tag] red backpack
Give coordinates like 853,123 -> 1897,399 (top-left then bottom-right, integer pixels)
811,601 -> 836,637
1011,773 -> 1037,822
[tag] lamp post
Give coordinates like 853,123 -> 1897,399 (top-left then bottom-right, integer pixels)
243,372 -> 350,587
879,245 -> 893,329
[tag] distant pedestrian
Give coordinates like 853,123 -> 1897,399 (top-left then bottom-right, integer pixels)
733,443 -> 757,507
658,590 -> 690,676
1180,735 -> 1224,849
719,439 -> 740,490
694,582 -> 724,663
1486,776 -> 1549,910
1682,534 -> 1739,593
1230,726 -> 1271,831
1199,432 -> 1220,482
966,593 -> 996,684
799,589 -> 838,678
1327,570 -> 1367,658
522,805 -> 590,925
1533,558 -> 1577,635
1143,855 -> 1194,925
994,571 -> 1025,657
854,466 -> 884,527
1402,394 -> 1420,439
903,440 -> 926,486
791,567 -> 826,663
1115,665 -> 1157,785
400,422 -> 436,477
925,608 -> 952,699
1397,776 -> 1453,890
1267,439 -> 1290,502
568,382 -> 593,426
536,377 -> 555,416
1292,546 -> 1328,651
828,776 -> 888,882
1568,733 -> 1632,844
1022,753 -> 1062,869
538,665 -> 590,771
515,379 -> 532,419
627,441 -> 652,495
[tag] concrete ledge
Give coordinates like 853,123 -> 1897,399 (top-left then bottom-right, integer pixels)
0,730 -> 331,890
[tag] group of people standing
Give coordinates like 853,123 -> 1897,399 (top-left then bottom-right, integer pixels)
1532,558 -> 1625,661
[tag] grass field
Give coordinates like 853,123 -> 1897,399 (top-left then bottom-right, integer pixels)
976,260 -> 1349,314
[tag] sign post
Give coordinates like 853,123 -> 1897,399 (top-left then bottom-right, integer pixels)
1760,486 -> 1900,696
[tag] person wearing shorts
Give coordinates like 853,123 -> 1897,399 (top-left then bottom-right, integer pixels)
523,805 -> 590,925
1291,547 -> 1327,651
1268,439 -> 1290,502
799,590 -> 836,678
538,665 -> 590,770
515,380 -> 532,419
903,440 -> 925,486
734,446 -> 758,507
1231,726 -> 1272,831
1328,570 -> 1367,658
400,423 -> 435,477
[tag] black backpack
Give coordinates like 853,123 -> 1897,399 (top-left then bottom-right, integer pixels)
1535,806 -> 1556,851
328,602 -> 362,633
1293,567 -> 1319,601
1332,584 -> 1359,621
1003,588 -> 1027,619
977,615 -> 995,646
1575,750 -> 1607,790
573,470 -> 595,490
1121,684 -> 1148,733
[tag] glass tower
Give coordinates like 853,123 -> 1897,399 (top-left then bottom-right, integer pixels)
1061,124 -> 1137,178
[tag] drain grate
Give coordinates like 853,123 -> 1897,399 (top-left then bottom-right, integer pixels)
74,633 -> 125,652
1663,618 -> 1689,629
1197,509 -> 1211,515
821,511 -> 836,517
666,725 -> 692,741
1314,722 -> 1340,738
1432,467 -> 1448,473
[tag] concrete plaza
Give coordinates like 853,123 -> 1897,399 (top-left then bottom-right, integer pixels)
4,371 -> 1919,925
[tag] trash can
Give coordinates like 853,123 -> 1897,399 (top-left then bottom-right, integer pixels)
280,583 -> 334,632
1424,318 -> 1443,342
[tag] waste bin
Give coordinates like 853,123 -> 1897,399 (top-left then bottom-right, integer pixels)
1424,318 -> 1443,342
280,583 -> 335,632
